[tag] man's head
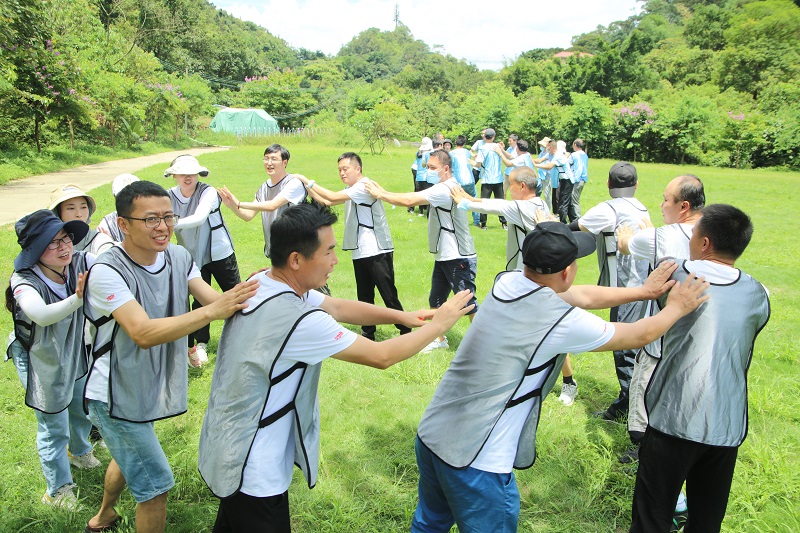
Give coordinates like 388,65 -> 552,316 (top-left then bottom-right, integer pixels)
455,135 -> 467,148
507,134 -> 519,147
116,181 -> 175,254
432,139 -> 443,150
661,174 -> 705,224
270,203 -> 339,289
427,150 -> 452,182
608,162 -> 638,198
522,222 -> 596,290
538,137 -> 552,151
483,128 -> 496,141
337,152 -> 363,186
546,139 -> 557,155
443,139 -> 453,151
690,204 -> 752,262
508,167 -> 538,200
516,139 -> 530,154
263,144 -> 290,179
573,139 -> 585,151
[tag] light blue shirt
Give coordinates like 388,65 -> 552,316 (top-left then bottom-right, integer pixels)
477,144 -> 503,185
415,153 -> 427,182
504,146 -> 516,176
572,151 -> 589,182
450,148 -> 475,186
537,148 -> 549,184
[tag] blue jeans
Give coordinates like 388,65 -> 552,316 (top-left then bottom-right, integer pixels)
412,438 -> 520,532
462,183 -> 481,225
87,400 -> 174,502
11,342 -> 92,496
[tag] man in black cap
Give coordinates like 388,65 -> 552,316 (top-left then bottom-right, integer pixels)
410,222 -> 710,533
572,161 -> 651,421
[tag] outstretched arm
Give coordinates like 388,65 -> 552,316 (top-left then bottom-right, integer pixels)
366,180 -> 429,208
295,175 -> 350,207
559,261 -> 678,309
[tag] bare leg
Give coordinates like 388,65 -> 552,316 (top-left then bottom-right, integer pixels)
86,459 -> 124,529
136,492 -> 168,533
561,355 -> 573,378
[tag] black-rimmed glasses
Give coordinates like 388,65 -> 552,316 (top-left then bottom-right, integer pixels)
123,215 -> 180,228
48,233 -> 74,249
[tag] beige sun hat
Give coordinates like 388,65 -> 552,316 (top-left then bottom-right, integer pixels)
537,137 -> 552,147
49,183 -> 97,217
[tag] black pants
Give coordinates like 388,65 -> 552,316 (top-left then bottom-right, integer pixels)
189,253 -> 241,347
608,304 -> 636,417
353,252 -> 411,339
213,490 -> 291,532
414,181 -> 432,216
551,184 -> 560,213
631,428 -> 738,533
479,183 -> 506,226
557,179 -> 579,223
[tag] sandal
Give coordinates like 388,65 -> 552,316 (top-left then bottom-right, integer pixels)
84,516 -> 120,532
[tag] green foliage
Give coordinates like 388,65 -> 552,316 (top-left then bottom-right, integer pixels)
338,26 -> 430,82
454,80 -> 518,140
556,92 -> 614,153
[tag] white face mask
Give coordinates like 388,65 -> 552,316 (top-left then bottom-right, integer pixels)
437,170 -> 448,181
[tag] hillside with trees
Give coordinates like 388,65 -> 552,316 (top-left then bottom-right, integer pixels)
1,0 -> 798,169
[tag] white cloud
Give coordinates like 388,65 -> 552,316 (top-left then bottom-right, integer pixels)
213,0 -> 642,70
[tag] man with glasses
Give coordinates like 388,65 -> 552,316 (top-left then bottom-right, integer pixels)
217,144 -> 307,260
82,181 -> 258,533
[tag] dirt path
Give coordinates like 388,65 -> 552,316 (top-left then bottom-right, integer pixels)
0,146 -> 230,226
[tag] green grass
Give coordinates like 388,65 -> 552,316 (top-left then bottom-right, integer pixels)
0,142 -> 798,532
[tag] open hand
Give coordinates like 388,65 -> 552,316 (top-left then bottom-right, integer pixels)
665,272 -> 710,316
207,279 -> 259,320
430,290 -> 475,331
641,260 -> 678,299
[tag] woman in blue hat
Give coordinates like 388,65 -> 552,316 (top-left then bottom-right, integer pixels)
5,209 -> 102,510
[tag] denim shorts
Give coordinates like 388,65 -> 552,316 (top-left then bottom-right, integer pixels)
429,258 -> 478,312
87,400 -> 174,502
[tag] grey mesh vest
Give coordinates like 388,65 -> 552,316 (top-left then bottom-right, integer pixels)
257,175 -> 307,257
595,197 -> 650,288
170,182 -> 233,268
427,180 -> 476,257
417,272 -> 573,469
101,212 -> 124,242
342,186 -> 393,252
642,223 -> 693,359
8,253 -> 90,413
198,291 -> 324,498
84,244 -> 192,422
506,198 -> 549,271
73,228 -> 113,255
646,262 -> 770,447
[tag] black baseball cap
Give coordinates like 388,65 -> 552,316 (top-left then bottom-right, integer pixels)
608,161 -> 638,198
522,222 -> 596,274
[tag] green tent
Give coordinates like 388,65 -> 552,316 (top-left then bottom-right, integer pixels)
209,107 -> 279,135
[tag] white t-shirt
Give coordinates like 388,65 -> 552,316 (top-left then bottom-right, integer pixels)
628,224 -> 695,265
171,186 -> 234,261
420,179 -> 475,262
343,178 -> 391,260
241,273 -> 358,497
470,272 -> 615,473
85,247 -> 201,403
257,176 -> 307,205
12,257 -> 96,327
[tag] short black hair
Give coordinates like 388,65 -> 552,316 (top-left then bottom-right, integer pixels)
116,181 -> 169,218
695,204 -> 752,260
455,135 -> 466,147
269,203 -> 338,268
432,139 -> 443,149
264,144 -> 290,162
674,174 -> 705,211
573,139 -> 585,150
338,152 -> 363,171
428,149 -> 452,169
517,139 -> 529,153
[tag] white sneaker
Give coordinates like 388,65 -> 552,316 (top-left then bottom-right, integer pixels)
188,346 -> 202,368
559,381 -> 578,406
42,484 -> 80,511
196,343 -> 209,364
421,337 -> 449,353
68,450 -> 101,469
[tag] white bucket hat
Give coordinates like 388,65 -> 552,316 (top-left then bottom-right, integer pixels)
111,173 -> 140,197
164,155 -> 209,178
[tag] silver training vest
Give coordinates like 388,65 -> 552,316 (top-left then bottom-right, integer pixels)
84,244 -> 192,422
198,292 -> 324,498
642,223 -> 693,359
74,229 -> 113,256
417,272 -> 573,469
646,262 -> 770,447
8,253 -> 90,413
427,180 -> 476,257
506,198 -> 550,271
101,212 -> 124,242
342,189 -> 393,252
257,175 -> 307,258
595,197 -> 650,288
170,182 -> 233,268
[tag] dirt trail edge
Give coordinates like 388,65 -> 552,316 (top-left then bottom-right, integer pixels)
0,146 -> 230,226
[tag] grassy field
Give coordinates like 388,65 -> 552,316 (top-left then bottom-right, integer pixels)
0,140 -> 798,532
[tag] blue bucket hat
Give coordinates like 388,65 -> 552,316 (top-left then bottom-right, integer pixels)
14,209 -> 89,271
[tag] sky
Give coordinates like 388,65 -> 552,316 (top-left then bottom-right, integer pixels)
211,0 -> 643,71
